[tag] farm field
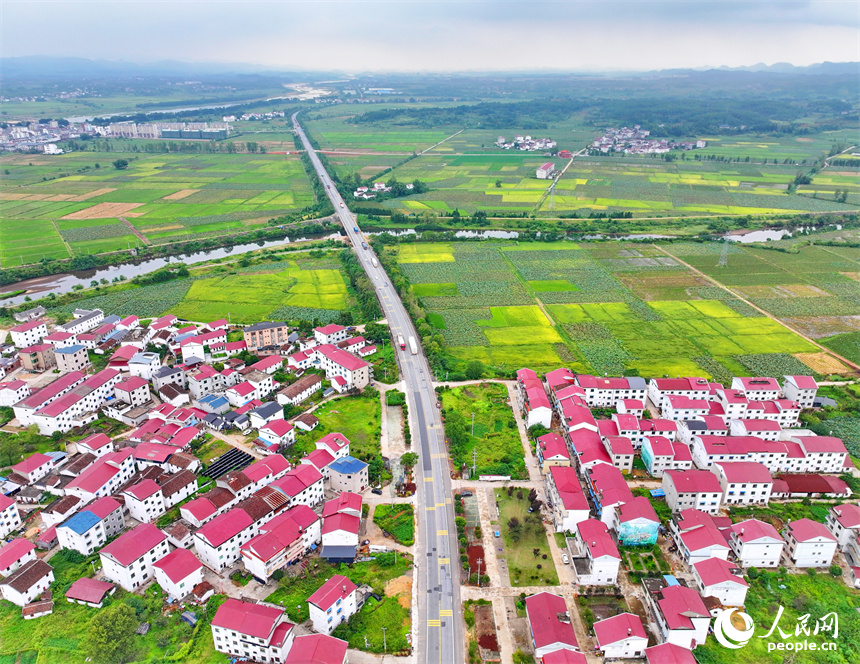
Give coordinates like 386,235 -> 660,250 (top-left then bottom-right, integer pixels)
542,157 -> 857,217
168,258 -> 350,324
389,240 -> 857,378
0,151 -> 315,266
368,154 -> 563,214
438,383 -> 526,479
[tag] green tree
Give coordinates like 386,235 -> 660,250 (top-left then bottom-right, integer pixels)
464,360 -> 484,380
112,159 -> 129,170
84,603 -> 138,664
401,452 -> 419,470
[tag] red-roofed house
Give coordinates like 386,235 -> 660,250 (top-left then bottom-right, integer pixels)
795,436 -> 848,473
782,375 -> 818,408
194,508 -> 256,572
641,436 -> 693,477
693,557 -> 748,608
65,577 -> 115,608
11,453 -> 54,484
648,377 -> 710,410
728,519 -> 784,568
99,523 -> 170,591
574,374 -> 647,408
645,642 -> 698,664
784,518 -> 837,567
241,505 -> 321,579
712,461 -> 773,506
314,324 -> 347,345
662,395 -> 710,421
546,466 -> 589,532
114,376 -> 150,406
75,433 -> 114,457
0,539 -> 36,578
257,419 -> 295,452
123,479 -> 165,523
12,371 -> 85,427
211,598 -> 295,661
0,495 -> 22,539
583,464 -> 633,522
573,519 -> 621,585
594,612 -> 648,659
647,583 -> 710,649
0,380 -> 30,407
153,548 -> 204,599
603,435 -> 635,474
312,344 -> 370,391
826,504 -> 860,550
285,634 -> 348,664
537,432 -> 570,468
516,371 -> 552,429
252,355 -> 283,375
732,376 -> 780,401
525,592 -> 578,658
66,449 -> 136,502
610,496 -> 660,546
315,433 -> 350,459
677,525 -> 730,565
663,470 -> 723,514
323,493 -> 362,519
10,319 -> 48,348
308,575 -> 358,634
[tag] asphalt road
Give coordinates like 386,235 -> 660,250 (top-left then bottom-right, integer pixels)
293,114 -> 462,664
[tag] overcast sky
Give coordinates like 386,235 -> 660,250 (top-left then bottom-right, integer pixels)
2,1 -> 858,72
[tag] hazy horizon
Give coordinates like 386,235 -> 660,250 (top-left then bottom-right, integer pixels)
3,1 -> 859,73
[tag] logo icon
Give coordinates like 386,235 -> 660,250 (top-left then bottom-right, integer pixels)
714,608 -> 755,649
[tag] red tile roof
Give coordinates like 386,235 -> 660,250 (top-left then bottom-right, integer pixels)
0,539 -> 35,570
322,512 -> 360,536
196,509 -> 254,548
16,372 -> 85,409
549,466 -> 588,512
125,479 -> 161,501
680,525 -> 729,553
285,634 -> 348,664
657,585 -> 709,630
308,574 -> 357,611
785,375 -> 817,390
645,642 -> 697,664
87,497 -> 121,519
153,548 -> 202,583
617,496 -> 659,524
798,436 -> 847,454
212,598 -> 290,640
714,461 -> 773,485
666,469 -> 722,494
694,557 -> 748,588
116,376 -> 148,392
261,419 -> 293,437
577,519 -> 621,560
538,433 -> 570,460
12,453 -> 52,475
323,492 -> 362,518
100,523 -> 166,566
786,518 -> 837,543
65,577 -> 114,604
594,612 -> 647,647
244,455 -> 290,483
11,319 -> 46,333
77,433 -> 112,451
730,519 -> 781,543
525,592 -> 578,650
832,504 -> 860,528
314,344 -> 369,372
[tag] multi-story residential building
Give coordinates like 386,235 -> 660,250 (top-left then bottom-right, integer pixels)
313,324 -> 348,345
0,560 -> 54,607
712,461 -> 774,507
328,456 -> 369,494
99,523 -> 170,591
645,581 -> 710,649
153,548 -> 204,599
663,469 -> 723,514
0,495 -> 22,538
647,377 -> 711,410
0,539 -> 37,578
18,343 -> 56,372
782,375 -> 818,409
115,376 -> 151,406
313,344 -> 371,392
693,557 -> 748,607
571,519 -> 621,585
594,613 -> 648,659
732,376 -> 781,402
65,449 -> 136,502
729,519 -> 784,568
243,321 -> 290,353
574,374 -> 647,408
241,505 -> 320,580
123,479 -> 166,523
524,592 -> 580,659
57,497 -> 124,555
10,319 -> 48,348
641,436 -> 692,477
516,369 -> 553,429
269,464 -> 325,509
546,465 -> 589,533
0,380 -> 30,407
784,518 -> 838,567
536,432 -> 571,468
211,599 -> 295,662
285,634 -> 349,664
610,496 -> 660,546
194,508 -> 257,572
10,453 -> 55,484
55,345 -> 90,373
826,504 -> 860,550
307,575 -> 358,635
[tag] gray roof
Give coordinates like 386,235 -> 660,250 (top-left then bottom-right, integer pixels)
245,321 -> 288,332
320,545 -> 357,561
627,376 -> 648,390
251,402 -> 281,419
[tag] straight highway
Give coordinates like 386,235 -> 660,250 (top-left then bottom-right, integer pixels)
292,113 -> 462,664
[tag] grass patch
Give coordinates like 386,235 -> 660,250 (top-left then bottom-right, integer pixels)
529,280 -> 579,292
332,595 -> 411,654
303,391 -> 382,468
373,504 -> 415,546
495,488 -> 558,587
439,382 -> 526,479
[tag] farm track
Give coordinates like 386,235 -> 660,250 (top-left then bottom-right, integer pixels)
420,129 -> 465,154
653,243 -> 860,373
119,217 -> 151,245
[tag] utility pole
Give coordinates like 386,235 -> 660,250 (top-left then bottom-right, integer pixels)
477,558 -> 483,586
364,635 -> 369,649
381,627 -> 388,653
472,448 -> 477,480
471,412 -> 475,436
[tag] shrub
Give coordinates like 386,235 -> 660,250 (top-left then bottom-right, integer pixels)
829,565 -> 843,577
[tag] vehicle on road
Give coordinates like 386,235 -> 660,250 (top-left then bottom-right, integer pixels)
361,241 -> 368,250
460,490 -> 473,497
353,227 -> 359,232
562,553 -> 570,565
371,488 -> 383,495
340,202 -> 344,207
371,257 -> 378,267
408,336 -> 418,355
494,531 -> 501,538
398,335 -> 406,350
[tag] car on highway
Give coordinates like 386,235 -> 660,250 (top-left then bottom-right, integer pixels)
340,202 -> 344,207
354,227 -> 359,232
562,553 -> 570,565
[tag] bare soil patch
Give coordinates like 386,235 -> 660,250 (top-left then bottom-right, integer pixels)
794,352 -> 852,375
62,202 -> 143,219
163,189 -> 199,200
385,575 -> 412,608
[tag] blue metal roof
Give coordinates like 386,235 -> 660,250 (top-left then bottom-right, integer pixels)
62,510 -> 99,534
329,455 -> 368,475
55,345 -> 85,354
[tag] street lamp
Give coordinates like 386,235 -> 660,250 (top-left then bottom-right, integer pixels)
381,627 -> 388,653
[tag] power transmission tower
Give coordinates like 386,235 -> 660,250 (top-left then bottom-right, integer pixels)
717,239 -> 729,267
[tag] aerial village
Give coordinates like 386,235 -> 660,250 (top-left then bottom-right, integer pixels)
589,126 -> 707,155
0,302 -> 857,664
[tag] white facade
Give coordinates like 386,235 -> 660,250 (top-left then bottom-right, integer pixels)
729,522 -> 784,568
0,497 -> 22,538
10,321 -> 48,348
0,561 -> 54,607
153,552 -> 204,599
662,471 -> 722,514
194,511 -> 258,572
99,526 -> 170,591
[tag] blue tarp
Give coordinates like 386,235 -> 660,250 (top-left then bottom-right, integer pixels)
650,489 -> 666,497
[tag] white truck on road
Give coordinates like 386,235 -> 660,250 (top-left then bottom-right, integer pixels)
408,336 -> 418,355
371,257 -> 378,267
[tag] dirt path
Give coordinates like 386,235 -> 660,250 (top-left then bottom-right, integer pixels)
653,243 -> 860,372
119,217 -> 151,245
419,129 -> 465,155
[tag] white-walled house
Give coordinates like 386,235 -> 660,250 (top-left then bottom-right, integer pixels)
826,504 -> 860,550
782,375 -> 818,409
662,470 -> 723,514
211,599 -> 295,662
241,505 -> 321,580
0,495 -> 21,539
784,518 -> 838,567
194,508 -> 257,572
573,519 -> 621,585
524,592 -> 579,659
712,461 -> 773,507
0,539 -> 37,578
57,497 -> 125,555
729,519 -> 784,568
307,574 -> 358,635
153,548 -> 204,600
647,583 -> 710,650
0,560 -> 54,607
594,613 -> 648,659
693,557 -> 748,608
546,466 -> 589,533
99,523 -> 169,591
